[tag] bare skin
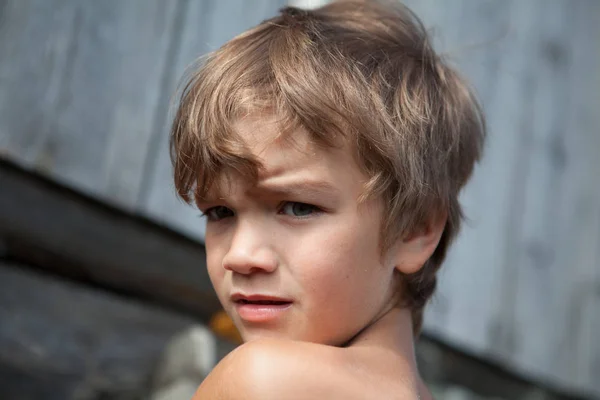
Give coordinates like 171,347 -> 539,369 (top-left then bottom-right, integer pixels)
194,308 -> 431,399
193,115 -> 443,400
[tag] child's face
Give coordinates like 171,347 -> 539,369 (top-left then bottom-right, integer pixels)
199,115 -> 400,346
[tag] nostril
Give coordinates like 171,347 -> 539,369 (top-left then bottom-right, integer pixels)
222,251 -> 279,274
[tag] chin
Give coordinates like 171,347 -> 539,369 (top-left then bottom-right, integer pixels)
241,328 -> 345,347
240,328 -> 290,343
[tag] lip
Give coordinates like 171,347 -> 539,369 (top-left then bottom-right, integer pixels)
231,293 -> 293,323
231,293 -> 293,303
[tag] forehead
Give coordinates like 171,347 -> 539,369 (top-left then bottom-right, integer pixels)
235,115 -> 328,169
234,114 -> 316,161
206,114 -> 366,198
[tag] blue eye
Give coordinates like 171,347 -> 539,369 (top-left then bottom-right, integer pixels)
280,202 -> 319,218
203,206 -> 234,221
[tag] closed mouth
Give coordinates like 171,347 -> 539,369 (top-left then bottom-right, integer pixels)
231,293 -> 292,305
236,299 -> 291,305
231,294 -> 292,322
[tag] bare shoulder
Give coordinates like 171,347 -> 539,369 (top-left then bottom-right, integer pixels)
193,338 -> 345,400
192,339 -> 418,400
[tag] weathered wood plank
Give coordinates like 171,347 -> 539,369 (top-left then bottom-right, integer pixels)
0,262 -> 197,400
0,0 -> 180,211
0,159 -> 220,320
568,0 -> 600,384
509,0 -> 600,394
139,0 -> 289,241
416,336 -> 592,400
415,1 -> 600,397
438,0 -> 519,354
414,0 -> 518,353
509,0 -> 582,388
0,0 -> 78,163
99,0 -> 180,209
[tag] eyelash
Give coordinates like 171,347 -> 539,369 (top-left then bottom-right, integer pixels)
200,202 -> 322,222
200,206 -> 234,222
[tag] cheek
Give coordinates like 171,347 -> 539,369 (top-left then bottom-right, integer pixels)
291,216 -> 384,299
205,244 -> 226,290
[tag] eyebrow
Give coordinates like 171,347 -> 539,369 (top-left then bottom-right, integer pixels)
251,179 -> 341,199
196,179 -> 341,206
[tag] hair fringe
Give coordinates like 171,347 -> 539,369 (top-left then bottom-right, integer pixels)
170,0 -> 486,335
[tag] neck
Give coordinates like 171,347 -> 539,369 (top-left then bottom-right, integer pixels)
347,306 -> 416,357
346,306 -> 431,399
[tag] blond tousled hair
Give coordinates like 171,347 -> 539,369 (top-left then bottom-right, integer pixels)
170,0 -> 485,334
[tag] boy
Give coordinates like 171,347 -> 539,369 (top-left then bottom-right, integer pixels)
170,1 -> 485,398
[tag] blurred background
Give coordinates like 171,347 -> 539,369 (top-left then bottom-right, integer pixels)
0,0 -> 599,399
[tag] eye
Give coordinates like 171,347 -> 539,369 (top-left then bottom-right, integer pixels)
203,206 -> 234,221
279,202 -> 320,218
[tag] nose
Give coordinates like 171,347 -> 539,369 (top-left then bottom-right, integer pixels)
221,220 -> 279,275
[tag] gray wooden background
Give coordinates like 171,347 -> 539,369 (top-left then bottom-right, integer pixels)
0,0 -> 599,397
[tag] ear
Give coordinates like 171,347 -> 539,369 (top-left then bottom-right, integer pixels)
393,211 -> 447,275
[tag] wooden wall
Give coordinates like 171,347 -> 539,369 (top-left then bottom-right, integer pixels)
0,262 -> 197,400
0,0 -> 288,238
402,1 -> 600,397
1,0 -> 599,397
